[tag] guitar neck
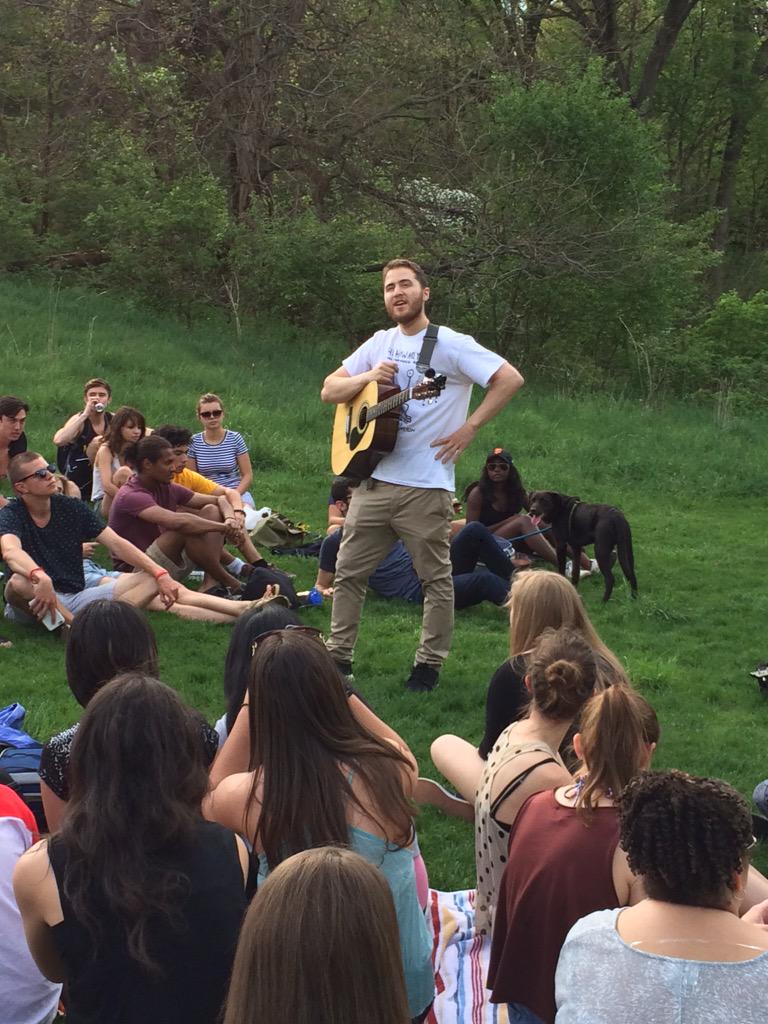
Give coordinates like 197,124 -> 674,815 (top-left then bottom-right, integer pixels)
367,387 -> 414,421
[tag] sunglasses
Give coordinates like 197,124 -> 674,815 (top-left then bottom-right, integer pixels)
18,463 -> 57,482
486,461 -> 509,469
199,409 -> 223,419
251,624 -> 325,657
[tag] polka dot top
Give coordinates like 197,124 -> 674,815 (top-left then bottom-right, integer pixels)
474,724 -> 566,936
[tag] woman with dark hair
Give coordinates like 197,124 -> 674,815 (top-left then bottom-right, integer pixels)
463,448 -> 557,564
215,603 -> 303,743
204,632 -> 434,1021
39,600 -> 218,831
0,396 -> 29,509
555,770 -> 768,1023
488,687 -> 660,1024
223,847 -> 411,1024
91,405 -> 146,515
13,675 -> 248,1024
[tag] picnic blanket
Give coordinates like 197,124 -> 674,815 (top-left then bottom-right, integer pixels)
426,889 -> 509,1024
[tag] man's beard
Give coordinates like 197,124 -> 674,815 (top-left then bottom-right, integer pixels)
389,299 -> 424,327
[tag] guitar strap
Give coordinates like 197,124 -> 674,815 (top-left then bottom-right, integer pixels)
416,322 -> 439,375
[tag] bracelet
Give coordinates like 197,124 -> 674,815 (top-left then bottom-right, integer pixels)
154,569 -> 169,581
233,509 -> 246,517
28,566 -> 45,582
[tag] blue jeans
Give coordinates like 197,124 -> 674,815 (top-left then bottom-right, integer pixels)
507,1004 -> 544,1024
450,521 -> 513,580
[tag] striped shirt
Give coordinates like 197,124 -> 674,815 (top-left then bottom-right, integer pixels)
188,430 -> 248,490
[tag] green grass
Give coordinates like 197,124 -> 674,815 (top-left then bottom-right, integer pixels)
2,275 -> 768,886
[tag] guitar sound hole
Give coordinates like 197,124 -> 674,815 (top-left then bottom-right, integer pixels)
358,407 -> 368,429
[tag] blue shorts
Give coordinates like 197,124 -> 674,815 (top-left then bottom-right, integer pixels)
4,578 -> 118,626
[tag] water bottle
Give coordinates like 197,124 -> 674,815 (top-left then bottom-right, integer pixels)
255,506 -> 271,519
298,587 -> 324,606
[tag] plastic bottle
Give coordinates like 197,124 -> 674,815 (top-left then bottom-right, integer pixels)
297,587 -> 324,606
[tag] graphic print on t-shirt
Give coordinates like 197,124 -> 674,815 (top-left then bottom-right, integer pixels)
342,324 -> 505,490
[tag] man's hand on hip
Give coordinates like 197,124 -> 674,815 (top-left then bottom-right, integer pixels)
430,421 -> 478,464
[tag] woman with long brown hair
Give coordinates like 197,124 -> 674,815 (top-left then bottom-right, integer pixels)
91,405 -> 146,515
223,847 -> 411,1024
13,675 -> 249,1024
204,631 -> 434,1021
487,687 -> 660,1024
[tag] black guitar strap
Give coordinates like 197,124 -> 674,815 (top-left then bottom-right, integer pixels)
416,322 -> 439,375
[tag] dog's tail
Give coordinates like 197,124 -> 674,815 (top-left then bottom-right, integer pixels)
616,518 -> 638,597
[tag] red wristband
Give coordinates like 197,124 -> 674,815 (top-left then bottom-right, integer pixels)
154,569 -> 169,581
28,566 -> 45,582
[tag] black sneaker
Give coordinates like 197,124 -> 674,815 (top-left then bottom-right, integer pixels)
405,663 -> 440,693
332,658 -> 354,679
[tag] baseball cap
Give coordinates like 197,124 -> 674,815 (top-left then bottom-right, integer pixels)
486,448 -> 513,466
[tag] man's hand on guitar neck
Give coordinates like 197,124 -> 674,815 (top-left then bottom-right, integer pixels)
431,421 -> 478,464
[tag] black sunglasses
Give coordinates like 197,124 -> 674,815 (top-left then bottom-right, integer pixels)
199,409 -> 223,419
18,463 -> 57,482
251,624 -> 324,657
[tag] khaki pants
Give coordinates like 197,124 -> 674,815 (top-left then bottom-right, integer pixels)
327,482 -> 454,667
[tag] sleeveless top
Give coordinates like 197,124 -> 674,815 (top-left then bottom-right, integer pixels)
487,790 -> 620,1024
256,809 -> 434,1018
90,452 -> 120,503
47,820 -> 246,1024
474,722 -> 566,935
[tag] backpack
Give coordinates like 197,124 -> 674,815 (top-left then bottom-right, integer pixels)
249,511 -> 314,551
0,745 -> 46,834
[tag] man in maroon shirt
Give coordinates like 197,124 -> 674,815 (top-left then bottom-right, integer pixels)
108,435 -> 243,593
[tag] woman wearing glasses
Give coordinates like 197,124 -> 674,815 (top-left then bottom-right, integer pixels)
204,630 -> 434,1022
187,393 -> 254,507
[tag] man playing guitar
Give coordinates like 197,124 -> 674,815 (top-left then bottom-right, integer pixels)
320,258 -> 524,692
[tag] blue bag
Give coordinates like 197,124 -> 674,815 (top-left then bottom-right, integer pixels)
0,702 -> 39,749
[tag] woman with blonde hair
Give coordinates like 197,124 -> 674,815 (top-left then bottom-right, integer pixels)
423,572 -> 627,819
187,393 -> 254,506
223,846 -> 411,1024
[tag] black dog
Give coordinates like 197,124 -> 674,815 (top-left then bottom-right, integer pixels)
528,490 -> 638,602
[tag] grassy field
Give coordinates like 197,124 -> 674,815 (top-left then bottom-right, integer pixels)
2,276 -> 767,886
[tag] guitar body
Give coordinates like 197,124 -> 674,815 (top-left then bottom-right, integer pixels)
331,381 -> 400,478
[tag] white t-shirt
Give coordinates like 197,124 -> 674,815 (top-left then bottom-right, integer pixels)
342,324 -> 505,490
0,814 -> 61,1024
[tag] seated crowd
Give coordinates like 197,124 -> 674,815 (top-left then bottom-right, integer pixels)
1,382 -> 767,1024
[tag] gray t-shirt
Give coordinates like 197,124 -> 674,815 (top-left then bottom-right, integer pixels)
555,907 -> 768,1023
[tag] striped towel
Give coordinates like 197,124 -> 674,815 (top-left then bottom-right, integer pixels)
426,889 -> 509,1024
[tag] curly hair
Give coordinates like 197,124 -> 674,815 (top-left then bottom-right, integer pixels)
618,769 -> 753,908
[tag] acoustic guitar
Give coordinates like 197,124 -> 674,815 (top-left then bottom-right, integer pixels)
331,373 -> 447,478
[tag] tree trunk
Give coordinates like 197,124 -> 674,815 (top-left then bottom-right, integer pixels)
632,0 -> 701,109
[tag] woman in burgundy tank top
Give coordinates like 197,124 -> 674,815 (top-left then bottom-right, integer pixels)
488,687 -> 660,1024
